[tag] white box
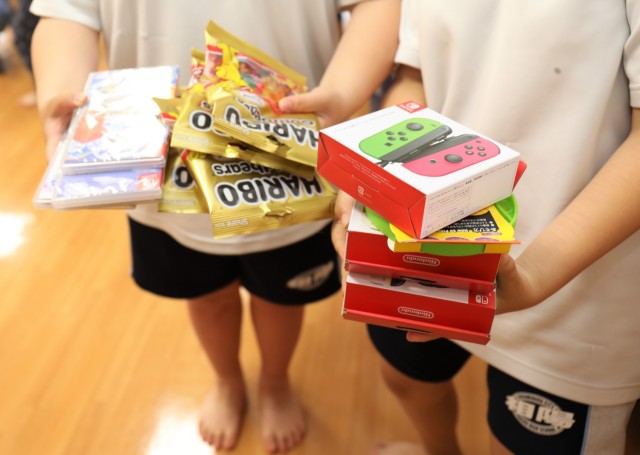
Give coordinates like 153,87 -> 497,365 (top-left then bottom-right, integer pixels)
319,101 -> 521,238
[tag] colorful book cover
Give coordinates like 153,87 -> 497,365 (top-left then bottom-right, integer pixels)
60,66 -> 179,174
50,167 -> 164,210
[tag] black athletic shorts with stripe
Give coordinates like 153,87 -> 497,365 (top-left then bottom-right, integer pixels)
368,325 -> 637,455
128,217 -> 341,305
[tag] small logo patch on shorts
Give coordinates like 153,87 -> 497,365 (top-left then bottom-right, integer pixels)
506,392 -> 576,436
286,261 -> 335,291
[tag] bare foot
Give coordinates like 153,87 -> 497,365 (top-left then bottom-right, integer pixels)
370,441 -> 426,455
259,378 -> 306,453
198,377 -> 247,451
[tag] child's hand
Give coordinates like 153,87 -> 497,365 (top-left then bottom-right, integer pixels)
405,331 -> 441,343
330,191 -> 355,294
403,254 -> 537,343
331,191 -> 356,260
40,91 -> 87,162
278,87 -> 349,129
495,254 -> 537,314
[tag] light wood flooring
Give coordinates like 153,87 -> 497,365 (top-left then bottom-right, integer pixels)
0,42 -> 492,455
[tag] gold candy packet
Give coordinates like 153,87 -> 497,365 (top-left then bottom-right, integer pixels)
204,20 -> 307,112
170,88 -> 313,178
158,148 -> 207,213
206,85 -> 280,152
204,19 -> 318,165
225,143 -> 315,180
183,151 -> 335,239
208,86 -> 318,167
170,86 -> 229,155
153,96 -> 183,130
188,48 -> 207,88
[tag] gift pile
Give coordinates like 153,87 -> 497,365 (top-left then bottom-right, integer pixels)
318,102 -> 526,344
34,21 -> 336,239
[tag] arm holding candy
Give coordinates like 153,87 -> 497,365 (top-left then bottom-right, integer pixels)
278,0 -> 401,128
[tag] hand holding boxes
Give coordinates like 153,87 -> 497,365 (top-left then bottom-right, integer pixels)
318,101 -> 526,344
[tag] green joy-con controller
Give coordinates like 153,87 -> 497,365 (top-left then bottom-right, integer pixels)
359,118 -> 452,164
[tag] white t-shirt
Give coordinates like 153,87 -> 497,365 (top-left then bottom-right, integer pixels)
31,0 -> 361,255
399,0 -> 640,406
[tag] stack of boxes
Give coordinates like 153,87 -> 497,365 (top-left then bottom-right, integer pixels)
318,101 -> 525,344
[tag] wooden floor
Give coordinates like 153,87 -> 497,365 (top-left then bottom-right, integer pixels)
0,43 -> 491,455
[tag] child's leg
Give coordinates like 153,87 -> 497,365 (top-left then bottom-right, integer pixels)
377,359 -> 463,455
238,224 -> 342,453
250,296 -> 305,454
187,284 -> 247,451
127,218 -> 249,451
367,326 -> 471,455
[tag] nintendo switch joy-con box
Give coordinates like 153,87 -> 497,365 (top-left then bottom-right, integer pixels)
342,271 -> 495,345
359,118 -> 453,166
318,101 -> 521,238
345,202 -> 512,292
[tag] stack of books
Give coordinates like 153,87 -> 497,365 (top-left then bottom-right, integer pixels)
33,66 -> 179,210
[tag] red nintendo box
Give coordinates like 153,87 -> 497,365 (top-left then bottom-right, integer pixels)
345,202 -> 501,292
343,272 -> 496,345
318,101 -> 521,239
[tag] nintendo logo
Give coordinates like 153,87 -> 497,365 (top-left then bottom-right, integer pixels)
398,101 -> 425,113
398,307 -> 435,319
403,255 -> 440,267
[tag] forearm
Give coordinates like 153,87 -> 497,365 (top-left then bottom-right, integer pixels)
516,108 -> 640,306
32,18 -> 100,117
319,0 -> 401,117
377,64 -> 425,108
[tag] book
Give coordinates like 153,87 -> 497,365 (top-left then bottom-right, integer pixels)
50,166 -> 164,210
59,66 -> 179,174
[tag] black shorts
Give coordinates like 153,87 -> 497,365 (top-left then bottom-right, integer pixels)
128,217 -> 341,305
367,325 -> 635,455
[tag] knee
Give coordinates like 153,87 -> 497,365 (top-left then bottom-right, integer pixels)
380,362 -> 455,403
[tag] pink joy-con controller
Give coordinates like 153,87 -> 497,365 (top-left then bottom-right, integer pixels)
402,134 -> 500,177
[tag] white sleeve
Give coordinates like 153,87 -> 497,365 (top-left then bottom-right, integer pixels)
394,0 -> 420,69
625,0 -> 640,107
30,0 -> 100,31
